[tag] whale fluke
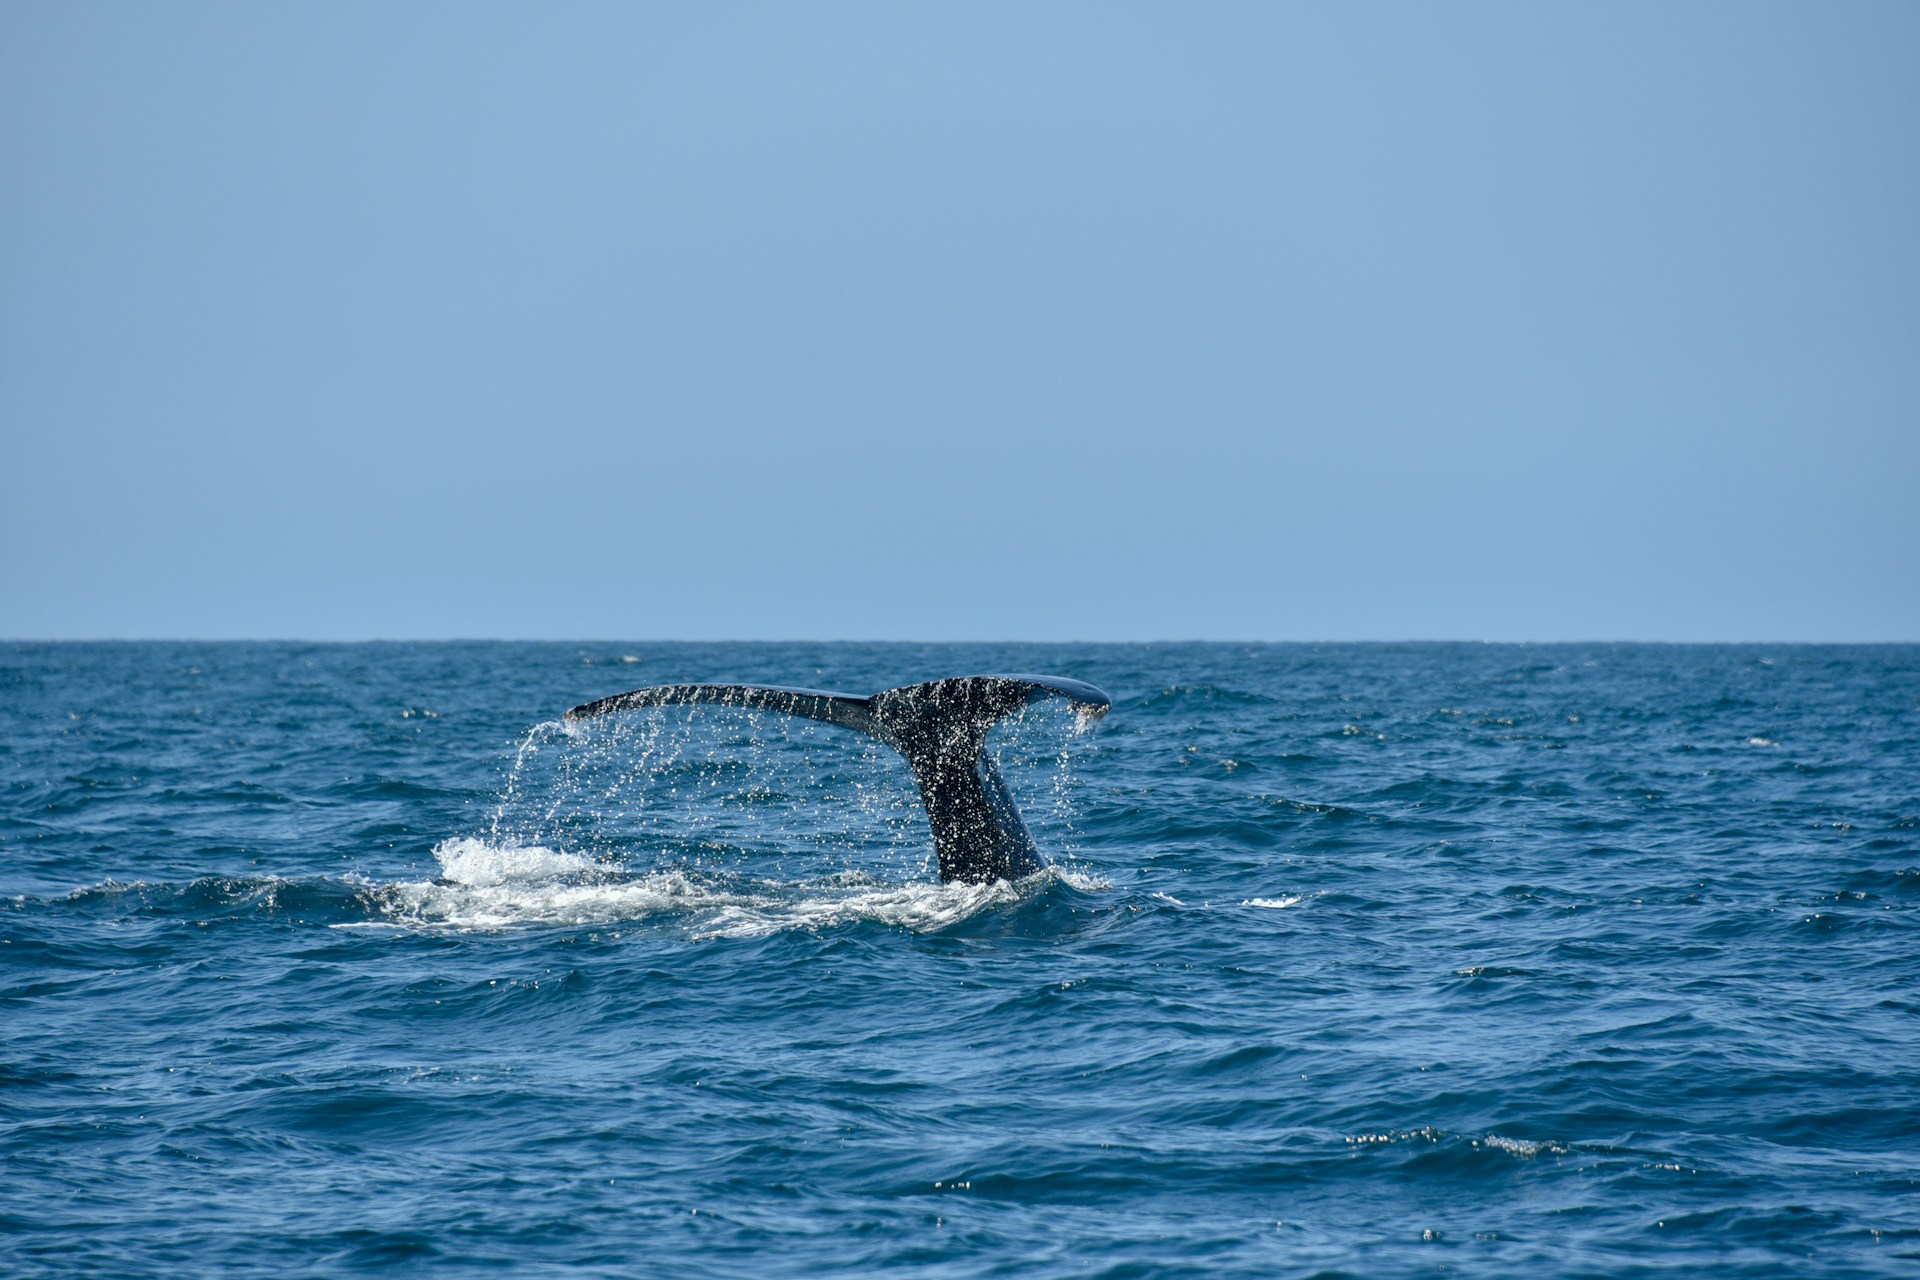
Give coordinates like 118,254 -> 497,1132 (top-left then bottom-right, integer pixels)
564,675 -> 1110,884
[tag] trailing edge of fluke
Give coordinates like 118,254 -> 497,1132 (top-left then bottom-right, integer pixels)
564,675 -> 1111,884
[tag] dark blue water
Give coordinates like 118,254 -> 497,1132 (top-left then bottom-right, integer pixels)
4,642 -> 1917,1276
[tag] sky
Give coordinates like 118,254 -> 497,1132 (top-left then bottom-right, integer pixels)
2,3 -> 1915,642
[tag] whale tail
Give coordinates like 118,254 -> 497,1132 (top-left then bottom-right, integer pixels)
564,675 -> 1110,884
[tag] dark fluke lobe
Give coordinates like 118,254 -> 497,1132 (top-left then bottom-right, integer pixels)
565,675 -> 1111,884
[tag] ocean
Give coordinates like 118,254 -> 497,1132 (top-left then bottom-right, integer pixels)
3,641 -> 1916,1276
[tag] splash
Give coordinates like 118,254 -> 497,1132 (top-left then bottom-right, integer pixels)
472,696 -> 1091,878
390,693 -> 1101,933
430,835 -> 600,886
357,835 -> 1081,936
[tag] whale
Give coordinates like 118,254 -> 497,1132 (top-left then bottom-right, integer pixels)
565,675 -> 1110,884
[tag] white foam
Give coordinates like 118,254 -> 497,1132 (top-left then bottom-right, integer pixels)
377,864 -> 729,931
432,836 -> 599,886
362,837 -> 1064,936
1479,1134 -> 1565,1158
691,876 -> 1016,940
1243,895 -> 1306,910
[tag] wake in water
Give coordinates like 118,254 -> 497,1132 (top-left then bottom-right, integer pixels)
31,843 -> 1106,940
356,835 -> 1083,936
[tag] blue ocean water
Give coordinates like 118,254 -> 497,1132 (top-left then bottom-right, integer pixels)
3,641 -> 1917,1277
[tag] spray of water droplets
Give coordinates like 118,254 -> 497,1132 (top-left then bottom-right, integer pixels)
380,697 -> 1100,931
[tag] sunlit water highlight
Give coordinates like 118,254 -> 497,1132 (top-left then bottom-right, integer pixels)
3,641 -> 1917,1276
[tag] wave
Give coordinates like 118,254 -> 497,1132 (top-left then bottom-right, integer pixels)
21,837 -> 1103,941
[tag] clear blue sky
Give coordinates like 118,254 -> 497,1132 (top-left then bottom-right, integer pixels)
3,3 -> 1914,641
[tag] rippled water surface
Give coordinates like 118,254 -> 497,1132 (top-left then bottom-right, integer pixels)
4,641 -> 1917,1276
